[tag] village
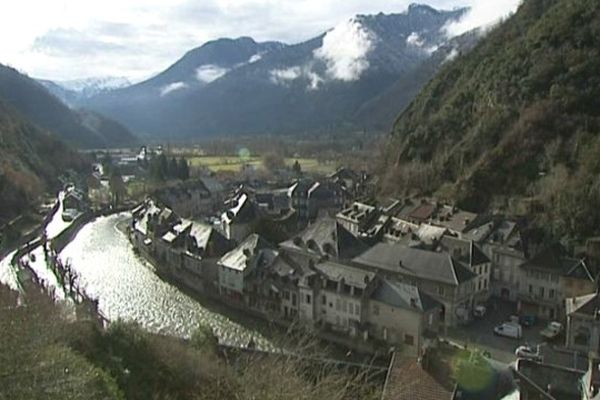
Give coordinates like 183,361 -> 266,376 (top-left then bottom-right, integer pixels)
63,145 -> 597,400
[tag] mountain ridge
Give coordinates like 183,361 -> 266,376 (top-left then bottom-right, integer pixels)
0,64 -> 137,148
78,5 -> 469,138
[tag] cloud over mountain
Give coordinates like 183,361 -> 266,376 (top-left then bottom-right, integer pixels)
314,18 -> 375,82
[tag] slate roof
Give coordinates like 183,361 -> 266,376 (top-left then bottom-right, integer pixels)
221,193 -> 257,224
133,201 -> 161,235
564,259 -> 596,281
371,279 -> 441,313
188,222 -> 231,256
218,234 -> 274,272
352,244 -> 477,286
280,217 -> 369,260
382,358 -> 451,400
439,236 -> 490,267
314,261 -> 375,289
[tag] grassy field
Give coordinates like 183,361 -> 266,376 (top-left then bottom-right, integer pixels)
186,156 -> 338,175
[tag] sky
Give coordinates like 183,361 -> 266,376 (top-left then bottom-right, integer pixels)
0,0 -> 521,82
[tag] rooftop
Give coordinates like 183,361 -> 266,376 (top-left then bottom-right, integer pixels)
382,357 -> 451,400
353,244 -> 477,286
371,279 -> 441,313
280,217 -> 368,260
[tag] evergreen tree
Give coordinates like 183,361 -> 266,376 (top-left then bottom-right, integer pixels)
168,157 -> 178,179
292,160 -> 302,176
178,158 -> 190,180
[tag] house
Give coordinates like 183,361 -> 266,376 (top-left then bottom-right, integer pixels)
438,236 -> 492,304
288,180 -> 345,222
513,358 -> 584,400
154,180 -> 212,218
328,167 -> 360,196
220,192 -> 259,243
431,205 -> 478,236
244,251 -> 309,320
336,202 -> 379,236
382,217 -> 420,245
353,244 -> 478,328
313,260 -> 376,338
517,245 -> 597,320
368,279 -> 441,356
217,234 -> 275,303
565,292 -> 600,354
179,222 -> 233,291
62,189 -> 88,220
255,189 -> 291,217
475,219 -> 528,302
279,217 -> 369,264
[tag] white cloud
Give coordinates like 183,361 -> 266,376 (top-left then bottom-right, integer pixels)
306,71 -> 323,90
160,81 -> 188,96
270,67 -> 302,84
406,32 -> 424,47
314,18 -> 375,82
270,66 -> 324,90
443,47 -> 459,63
196,65 -> 229,83
444,0 -> 522,37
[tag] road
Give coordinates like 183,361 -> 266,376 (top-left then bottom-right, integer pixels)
445,298 -> 587,370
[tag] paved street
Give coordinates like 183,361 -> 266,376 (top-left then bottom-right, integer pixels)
444,298 -> 587,370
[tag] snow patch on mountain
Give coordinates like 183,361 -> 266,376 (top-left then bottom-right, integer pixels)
196,65 -> 229,83
160,81 -> 188,96
57,76 -> 131,93
248,54 -> 262,63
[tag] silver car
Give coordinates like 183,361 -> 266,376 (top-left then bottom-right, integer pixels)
515,345 -> 542,362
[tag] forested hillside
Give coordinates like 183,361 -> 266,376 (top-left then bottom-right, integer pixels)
0,100 -> 85,224
0,64 -> 137,148
383,0 -> 600,240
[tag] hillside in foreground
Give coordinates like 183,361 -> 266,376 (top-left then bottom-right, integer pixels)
382,0 -> 600,240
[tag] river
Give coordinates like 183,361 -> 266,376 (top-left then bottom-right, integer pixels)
58,213 -> 269,347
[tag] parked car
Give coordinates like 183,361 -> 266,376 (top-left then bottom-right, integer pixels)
494,322 -> 523,339
473,305 -> 486,318
515,345 -> 542,362
540,321 -> 563,340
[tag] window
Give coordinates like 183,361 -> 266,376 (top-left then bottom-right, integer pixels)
373,304 -> 379,316
292,293 -> 297,306
539,287 -> 544,298
306,294 -> 312,304
438,285 -> 445,296
336,299 -> 341,311
322,295 -> 326,305
528,285 -> 533,294
549,289 -> 554,299
355,304 -> 360,315
404,334 -> 414,346
349,303 -> 354,314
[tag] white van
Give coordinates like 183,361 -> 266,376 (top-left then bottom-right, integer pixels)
493,322 -> 522,339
